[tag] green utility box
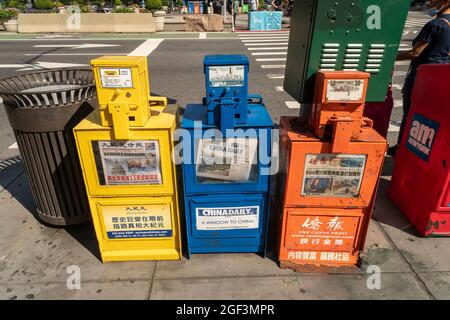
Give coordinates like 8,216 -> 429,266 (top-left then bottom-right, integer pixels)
284,0 -> 410,103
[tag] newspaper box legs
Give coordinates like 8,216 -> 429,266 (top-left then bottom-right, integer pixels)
74,56 -> 182,262
180,55 -> 274,255
277,71 -> 387,271
388,64 -> 450,237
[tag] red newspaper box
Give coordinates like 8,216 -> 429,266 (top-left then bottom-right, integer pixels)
388,64 -> 450,236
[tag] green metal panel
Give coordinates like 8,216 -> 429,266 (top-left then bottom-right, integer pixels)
284,0 -> 410,104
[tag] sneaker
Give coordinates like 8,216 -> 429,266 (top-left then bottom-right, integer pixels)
387,145 -> 399,157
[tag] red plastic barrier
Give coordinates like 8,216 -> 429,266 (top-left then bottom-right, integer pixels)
388,64 -> 450,236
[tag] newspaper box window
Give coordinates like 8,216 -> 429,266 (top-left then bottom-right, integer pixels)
73,56 -> 182,262
195,137 -> 259,184
92,140 -> 163,186
180,55 -> 274,256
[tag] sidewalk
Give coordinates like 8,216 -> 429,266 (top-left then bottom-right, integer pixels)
0,151 -> 449,300
164,13 -> 289,32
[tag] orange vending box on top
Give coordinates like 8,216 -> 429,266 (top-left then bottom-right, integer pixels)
277,71 -> 387,271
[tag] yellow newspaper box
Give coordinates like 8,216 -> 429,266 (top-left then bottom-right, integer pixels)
74,56 -> 182,262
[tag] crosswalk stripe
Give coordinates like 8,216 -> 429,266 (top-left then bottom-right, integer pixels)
285,101 -> 300,109
239,36 -> 290,40
244,42 -> 288,46
256,58 -> 287,62
251,52 -> 287,56
394,99 -> 402,108
392,84 -> 403,90
388,124 -> 400,132
268,74 -> 285,79
261,65 -> 285,69
275,86 -> 284,92
242,38 -> 289,43
394,71 -> 408,76
247,47 -> 288,51
395,60 -> 410,66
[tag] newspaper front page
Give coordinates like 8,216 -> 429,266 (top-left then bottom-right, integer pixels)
302,154 -> 366,197
97,140 -> 162,185
196,137 -> 258,183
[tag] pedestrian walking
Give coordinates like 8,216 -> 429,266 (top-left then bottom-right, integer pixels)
389,0 -> 450,156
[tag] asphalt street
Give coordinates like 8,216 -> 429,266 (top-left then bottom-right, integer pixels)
0,10 -> 431,161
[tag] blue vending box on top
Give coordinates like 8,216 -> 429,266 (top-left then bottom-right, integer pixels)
180,55 -> 274,256
265,11 -> 282,31
248,11 -> 266,31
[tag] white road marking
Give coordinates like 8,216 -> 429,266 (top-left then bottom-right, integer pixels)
261,65 -> 285,69
244,42 -> 288,46
394,71 -> 408,76
25,53 -> 128,56
199,32 -> 206,39
34,43 -> 120,49
268,74 -> 285,79
128,39 -> 163,56
239,36 -> 290,40
36,35 -> 76,39
256,57 -> 287,62
0,61 -> 87,71
392,84 -> 403,90
395,60 -> 411,66
388,124 -> 400,132
251,52 -> 287,56
247,47 -> 288,51
8,143 -> 18,149
242,38 -> 289,43
285,101 -> 300,109
275,86 -> 284,92
394,99 -> 403,108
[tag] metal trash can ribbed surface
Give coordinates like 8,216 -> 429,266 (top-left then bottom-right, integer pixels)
0,69 -> 96,226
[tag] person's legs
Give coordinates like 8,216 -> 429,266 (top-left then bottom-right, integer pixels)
388,72 -> 415,157
397,90 -> 412,146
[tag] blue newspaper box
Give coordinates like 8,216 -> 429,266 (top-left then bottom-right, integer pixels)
265,11 -> 282,31
249,11 -> 266,31
188,1 -> 194,14
180,55 -> 274,256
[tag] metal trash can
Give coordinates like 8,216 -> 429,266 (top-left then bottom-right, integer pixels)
0,68 -> 96,226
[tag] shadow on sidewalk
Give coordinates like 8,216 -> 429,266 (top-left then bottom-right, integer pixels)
372,156 -> 421,237
0,156 -> 36,215
0,155 -> 102,260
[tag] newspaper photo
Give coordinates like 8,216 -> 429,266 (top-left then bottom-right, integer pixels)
302,154 -> 366,197
97,140 -> 162,185
196,137 -> 258,183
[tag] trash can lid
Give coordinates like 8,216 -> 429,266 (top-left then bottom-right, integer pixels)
0,68 -> 96,108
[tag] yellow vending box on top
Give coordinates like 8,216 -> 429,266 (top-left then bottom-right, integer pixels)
74,56 -> 182,262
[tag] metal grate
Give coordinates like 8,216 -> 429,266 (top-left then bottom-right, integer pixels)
320,43 -> 339,71
0,68 -> 96,108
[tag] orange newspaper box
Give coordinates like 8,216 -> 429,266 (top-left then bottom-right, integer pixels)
277,71 -> 387,272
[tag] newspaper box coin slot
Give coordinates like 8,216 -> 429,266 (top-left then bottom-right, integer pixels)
73,56 -> 182,262
277,71 -> 387,271
181,55 -> 274,256
388,64 -> 450,237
